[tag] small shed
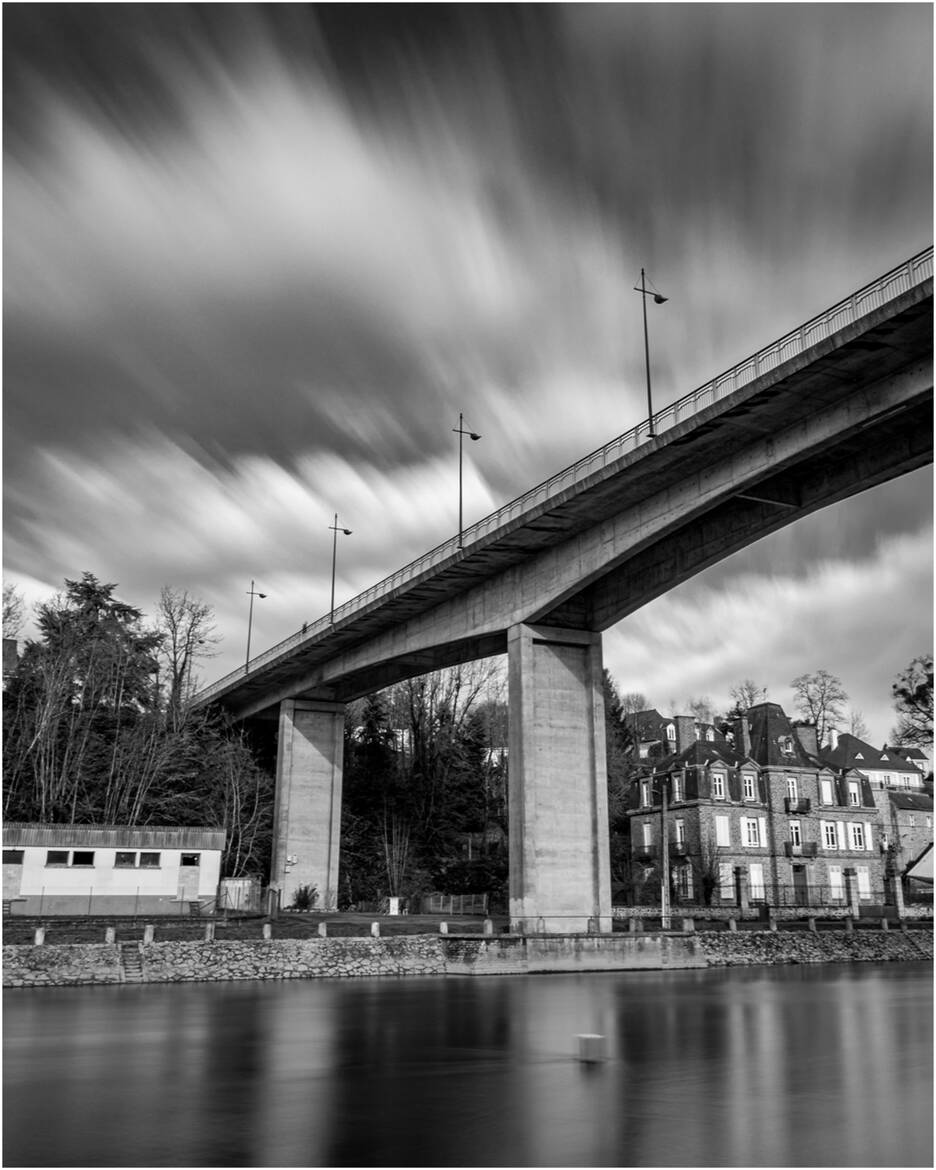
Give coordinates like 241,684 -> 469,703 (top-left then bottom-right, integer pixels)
2,823 -> 226,916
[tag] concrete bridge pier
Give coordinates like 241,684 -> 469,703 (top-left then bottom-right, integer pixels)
272,699 -> 344,911
507,624 -> 612,933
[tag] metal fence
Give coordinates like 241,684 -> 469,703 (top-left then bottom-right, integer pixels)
196,247 -> 933,705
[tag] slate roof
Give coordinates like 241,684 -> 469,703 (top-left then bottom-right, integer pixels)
887,791 -> 934,812
746,703 -> 817,768
819,733 -> 921,776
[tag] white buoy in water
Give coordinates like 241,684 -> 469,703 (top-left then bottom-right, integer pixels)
577,1033 -> 606,1062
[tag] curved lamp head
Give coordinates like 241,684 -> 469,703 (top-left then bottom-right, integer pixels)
258,592 -> 267,599
341,528 -> 352,536
653,294 -> 668,305
469,432 -> 481,441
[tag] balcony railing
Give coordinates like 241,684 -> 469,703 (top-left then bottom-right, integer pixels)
784,798 -> 812,814
196,246 -> 933,705
784,841 -> 819,858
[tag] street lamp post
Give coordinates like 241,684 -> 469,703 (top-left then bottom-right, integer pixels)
452,412 -> 481,549
634,268 -> 668,437
245,580 -> 267,673
660,775 -> 671,930
329,514 -> 352,622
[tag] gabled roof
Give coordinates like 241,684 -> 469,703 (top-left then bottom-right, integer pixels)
905,843 -> 933,883
626,709 -> 671,742
819,733 -> 921,775
652,740 -> 742,773
888,791 -> 934,812
889,745 -> 927,761
746,703 -> 816,768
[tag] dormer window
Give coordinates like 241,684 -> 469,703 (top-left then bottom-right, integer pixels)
706,728 -> 715,742
666,724 -> 676,742
779,736 -> 794,756
711,772 -> 726,800
855,752 -> 864,760
743,773 -> 756,801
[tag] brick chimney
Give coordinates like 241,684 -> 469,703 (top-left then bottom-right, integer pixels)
675,715 -> 696,754
792,722 -> 818,757
733,715 -> 751,759
828,727 -> 839,752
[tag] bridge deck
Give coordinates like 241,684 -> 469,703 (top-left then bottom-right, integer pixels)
194,248 -> 933,717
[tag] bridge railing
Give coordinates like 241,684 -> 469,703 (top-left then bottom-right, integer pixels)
196,246 -> 932,704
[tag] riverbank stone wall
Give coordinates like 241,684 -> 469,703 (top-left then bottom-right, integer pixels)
3,928 -> 931,987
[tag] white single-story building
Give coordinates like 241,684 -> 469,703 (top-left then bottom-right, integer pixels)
2,823 -> 226,916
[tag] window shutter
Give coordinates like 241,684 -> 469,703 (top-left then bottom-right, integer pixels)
727,770 -> 741,802
836,821 -> 847,850
865,826 -> 874,851
758,817 -> 768,847
715,816 -> 730,847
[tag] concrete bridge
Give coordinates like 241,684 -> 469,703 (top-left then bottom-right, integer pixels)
194,248 -> 933,931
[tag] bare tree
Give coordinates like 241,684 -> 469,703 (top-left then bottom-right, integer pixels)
890,654 -> 933,747
848,710 -> 870,740
687,695 -> 715,723
790,670 -> 848,747
3,582 -> 26,639
729,679 -> 768,712
155,586 -> 219,728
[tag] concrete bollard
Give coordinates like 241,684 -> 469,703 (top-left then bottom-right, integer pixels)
204,921 -> 215,942
370,921 -> 380,937
439,921 -> 449,935
483,918 -> 494,935
628,917 -> 640,933
143,924 -> 155,944
844,916 -> 854,934
262,922 -> 272,940
682,917 -> 695,933
768,918 -> 778,932
577,1034 -> 607,1063
880,916 -> 889,931
317,921 -> 328,937
727,918 -> 738,932
34,927 -> 45,946
105,926 -> 116,944
808,917 -> 817,933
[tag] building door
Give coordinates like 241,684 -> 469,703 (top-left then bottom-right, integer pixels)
792,865 -> 809,907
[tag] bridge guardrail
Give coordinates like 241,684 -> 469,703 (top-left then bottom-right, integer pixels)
196,246 -> 932,704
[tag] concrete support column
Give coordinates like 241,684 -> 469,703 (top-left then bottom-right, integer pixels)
888,872 -> 906,920
507,624 -> 612,934
272,698 -> 345,912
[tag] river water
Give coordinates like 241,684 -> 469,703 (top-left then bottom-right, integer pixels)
3,963 -> 932,1168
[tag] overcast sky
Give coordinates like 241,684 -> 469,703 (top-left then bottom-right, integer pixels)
4,4 -> 932,744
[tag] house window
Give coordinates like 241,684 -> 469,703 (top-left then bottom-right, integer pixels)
3,850 -> 24,864
822,822 -> 838,850
743,818 -> 761,847
848,781 -> 860,806
927,817 -> 932,830
789,821 -> 801,847
820,778 -> 834,805
743,773 -> 756,801
115,852 -> 136,868
181,853 -> 201,867
787,776 -> 798,801
674,819 -> 685,846
779,736 -> 794,756
139,852 -> 161,868
706,728 -> 715,742
641,823 -> 652,849
715,816 -> 731,847
829,865 -> 844,902
674,865 -> 693,899
718,862 -> 734,900
882,774 -> 892,785
671,775 -> 683,803
749,863 -> 765,901
666,724 -> 676,743
908,814 -> 915,828
46,851 -> 69,866
711,773 -> 725,800
71,851 -> 95,867
641,780 -> 652,808
849,823 -> 865,851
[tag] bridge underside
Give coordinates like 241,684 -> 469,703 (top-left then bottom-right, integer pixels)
209,278 -> 932,931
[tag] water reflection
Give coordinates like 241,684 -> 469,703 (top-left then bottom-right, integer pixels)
3,964 -> 932,1167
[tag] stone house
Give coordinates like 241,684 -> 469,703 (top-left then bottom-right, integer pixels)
625,703 -> 885,908
817,732 -> 934,878
2,823 -> 226,915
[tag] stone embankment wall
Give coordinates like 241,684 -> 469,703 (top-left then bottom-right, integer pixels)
4,929 -> 931,988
